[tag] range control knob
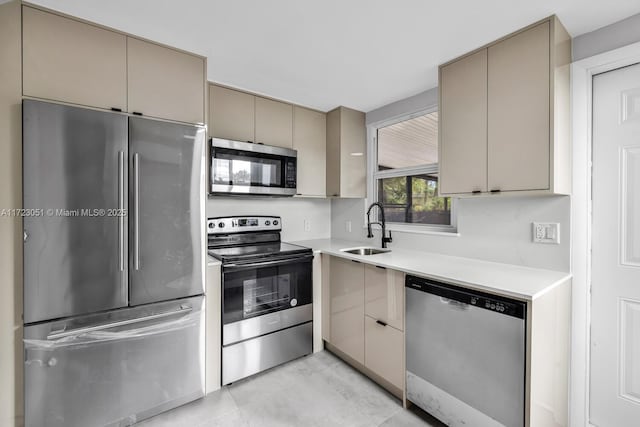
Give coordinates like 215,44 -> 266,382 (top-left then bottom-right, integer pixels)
208,222 -> 214,229
218,222 -> 225,228
265,220 -> 271,226
273,220 -> 279,226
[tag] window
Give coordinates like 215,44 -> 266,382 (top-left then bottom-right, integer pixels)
372,111 -> 454,229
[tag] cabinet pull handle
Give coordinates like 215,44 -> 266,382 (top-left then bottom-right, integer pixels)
472,190 -> 481,194
490,189 -> 501,193
375,265 -> 386,270
351,260 -> 361,264
111,107 -> 122,112
132,112 -> 143,116
376,319 -> 387,327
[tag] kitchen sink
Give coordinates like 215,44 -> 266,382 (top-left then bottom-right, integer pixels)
340,247 -> 391,256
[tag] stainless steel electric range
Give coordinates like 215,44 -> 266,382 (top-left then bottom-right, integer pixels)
207,216 -> 313,384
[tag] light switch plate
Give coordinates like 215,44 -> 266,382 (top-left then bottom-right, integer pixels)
532,222 -> 560,244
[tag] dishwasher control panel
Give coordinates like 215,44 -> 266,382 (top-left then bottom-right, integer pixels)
406,275 -> 526,319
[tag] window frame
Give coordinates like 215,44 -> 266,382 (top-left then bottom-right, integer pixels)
366,106 -> 458,235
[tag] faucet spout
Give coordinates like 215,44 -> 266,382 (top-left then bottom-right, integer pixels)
366,202 -> 393,248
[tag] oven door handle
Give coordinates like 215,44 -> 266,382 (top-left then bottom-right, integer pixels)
223,254 -> 314,272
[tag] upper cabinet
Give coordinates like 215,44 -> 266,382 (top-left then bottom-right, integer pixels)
209,85 -> 255,142
209,84 -> 294,149
255,97 -> 293,148
22,6 -> 206,124
293,106 -> 326,197
439,16 -> 571,196
326,107 -> 366,198
439,50 -> 488,194
22,6 -> 127,111
127,38 -> 205,124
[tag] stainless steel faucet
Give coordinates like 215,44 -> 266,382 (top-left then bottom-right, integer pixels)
366,202 -> 393,248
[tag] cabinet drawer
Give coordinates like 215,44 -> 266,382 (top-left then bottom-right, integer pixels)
364,265 -> 404,331
365,315 -> 404,390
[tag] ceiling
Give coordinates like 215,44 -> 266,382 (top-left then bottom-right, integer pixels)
29,0 -> 640,112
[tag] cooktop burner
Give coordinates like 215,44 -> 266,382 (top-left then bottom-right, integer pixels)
207,216 -> 312,264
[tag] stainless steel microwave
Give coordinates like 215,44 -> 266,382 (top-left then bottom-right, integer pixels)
210,138 -> 297,196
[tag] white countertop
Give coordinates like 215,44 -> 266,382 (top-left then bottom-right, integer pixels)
290,238 -> 570,301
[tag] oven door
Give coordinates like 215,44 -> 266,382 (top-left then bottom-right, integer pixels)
210,138 -> 297,196
222,254 -> 313,345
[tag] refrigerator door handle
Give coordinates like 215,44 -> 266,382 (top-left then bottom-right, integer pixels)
118,151 -> 125,271
46,306 -> 193,340
133,152 -> 140,271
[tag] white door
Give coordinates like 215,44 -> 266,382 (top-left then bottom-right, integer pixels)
591,63 -> 640,426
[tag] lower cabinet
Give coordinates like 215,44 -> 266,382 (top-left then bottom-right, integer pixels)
326,256 -> 405,396
329,257 -> 365,364
364,316 -> 404,390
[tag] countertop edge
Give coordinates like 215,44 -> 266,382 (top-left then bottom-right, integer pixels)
291,238 -> 572,302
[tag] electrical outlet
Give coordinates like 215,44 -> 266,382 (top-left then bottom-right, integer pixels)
346,221 -> 352,233
532,222 -> 560,244
304,219 -> 311,232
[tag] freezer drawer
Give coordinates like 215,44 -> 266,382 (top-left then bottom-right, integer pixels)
24,296 -> 204,427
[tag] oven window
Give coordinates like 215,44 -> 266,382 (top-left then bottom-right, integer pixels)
213,150 -> 282,187
223,261 -> 312,324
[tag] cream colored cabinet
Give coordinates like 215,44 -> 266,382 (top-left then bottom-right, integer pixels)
209,85 -> 255,142
329,257 -> 365,364
325,257 -> 405,397
364,265 -> 404,331
487,22 -> 550,192
439,50 -> 488,195
439,16 -> 571,196
364,316 -> 404,390
255,97 -> 293,148
293,106 -> 326,196
22,6 -> 127,111
363,265 -> 404,392
326,107 -> 366,198
127,38 -> 205,124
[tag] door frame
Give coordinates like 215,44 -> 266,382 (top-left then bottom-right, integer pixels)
571,40 -> 640,427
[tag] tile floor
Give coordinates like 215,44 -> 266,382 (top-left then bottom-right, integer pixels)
138,350 -> 443,427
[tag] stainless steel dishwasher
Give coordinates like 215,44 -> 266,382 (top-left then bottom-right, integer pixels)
405,275 -> 526,427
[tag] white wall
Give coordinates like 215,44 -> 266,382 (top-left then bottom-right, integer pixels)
332,196 -> 570,271
206,197 -> 331,242
573,12 -> 640,61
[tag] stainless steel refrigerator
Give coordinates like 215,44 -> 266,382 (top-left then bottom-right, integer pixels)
22,99 -> 206,427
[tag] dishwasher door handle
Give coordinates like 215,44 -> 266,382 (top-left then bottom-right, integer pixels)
440,297 -> 469,310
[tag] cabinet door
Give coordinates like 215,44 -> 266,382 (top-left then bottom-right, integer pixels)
439,49 -> 488,195
22,7 -> 127,111
488,22 -> 550,192
365,316 -> 404,390
255,97 -> 293,148
339,107 -> 366,198
293,106 -> 326,196
127,38 -> 205,124
330,257 -> 364,364
209,85 -> 255,142
364,265 -> 404,331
